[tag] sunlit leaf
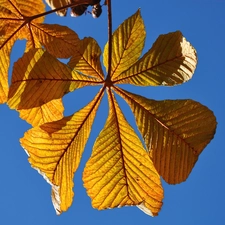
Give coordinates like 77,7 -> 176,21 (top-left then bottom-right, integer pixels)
0,0 -> 45,103
20,89 -> 104,214
0,0 -> 45,23
68,37 -> 104,80
1,4 -> 216,217
114,87 -> 217,184
19,99 -> 64,126
103,9 -> 145,79
31,24 -> 80,58
0,0 -> 83,105
83,90 -> 163,216
0,4 -> 18,102
7,48 -> 99,111
0,25 -> 17,103
114,31 -> 197,86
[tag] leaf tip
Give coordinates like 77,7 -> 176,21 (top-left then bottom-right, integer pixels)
52,184 -> 62,215
137,202 -> 154,217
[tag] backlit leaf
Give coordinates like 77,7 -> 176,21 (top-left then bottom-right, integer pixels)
21,25 -> 103,81
0,24 -> 17,103
114,87 -> 217,184
114,31 -> 197,86
0,4 -> 17,102
7,48 -> 99,111
83,90 -> 163,216
103,9 -> 145,78
2,5 -> 216,217
20,89 -> 104,214
18,99 -> 64,126
68,37 -> 105,80
0,0 -> 45,24
31,24 -> 80,58
0,0 -> 45,103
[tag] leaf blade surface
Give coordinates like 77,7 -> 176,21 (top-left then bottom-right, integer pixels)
68,37 -> 104,80
83,90 -> 163,216
0,0 -> 45,103
114,88 -> 217,184
18,99 -> 64,126
103,9 -> 145,79
7,48 -> 98,111
114,31 -> 197,86
32,23 -> 80,58
20,89 -> 104,214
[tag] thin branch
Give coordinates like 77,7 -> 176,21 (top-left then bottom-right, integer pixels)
105,0 -> 112,84
30,0 -> 94,21
0,0 -> 95,50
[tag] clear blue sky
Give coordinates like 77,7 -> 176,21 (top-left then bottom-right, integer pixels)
0,0 -> 225,224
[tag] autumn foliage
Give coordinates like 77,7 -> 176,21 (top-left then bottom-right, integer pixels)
0,0 -> 217,217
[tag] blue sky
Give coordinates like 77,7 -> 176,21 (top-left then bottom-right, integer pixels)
0,0 -> 225,224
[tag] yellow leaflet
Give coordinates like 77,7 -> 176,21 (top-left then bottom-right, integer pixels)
68,37 -> 104,81
7,48 -> 98,111
114,87 -> 217,184
19,99 -> 64,126
31,24 -> 81,59
103,9 -> 145,79
83,90 -> 163,216
0,29 -> 16,103
0,0 -> 45,103
0,0 -> 45,23
20,89 -> 104,214
114,31 -> 197,86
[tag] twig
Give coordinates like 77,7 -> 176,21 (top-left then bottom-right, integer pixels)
105,0 -> 112,85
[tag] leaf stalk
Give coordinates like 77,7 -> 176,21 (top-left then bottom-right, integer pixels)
105,0 -> 112,84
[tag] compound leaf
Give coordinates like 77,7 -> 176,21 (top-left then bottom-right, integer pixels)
0,0 -> 83,105
20,89 -> 104,214
114,87 -> 217,184
83,90 -> 163,216
3,5 -> 216,217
